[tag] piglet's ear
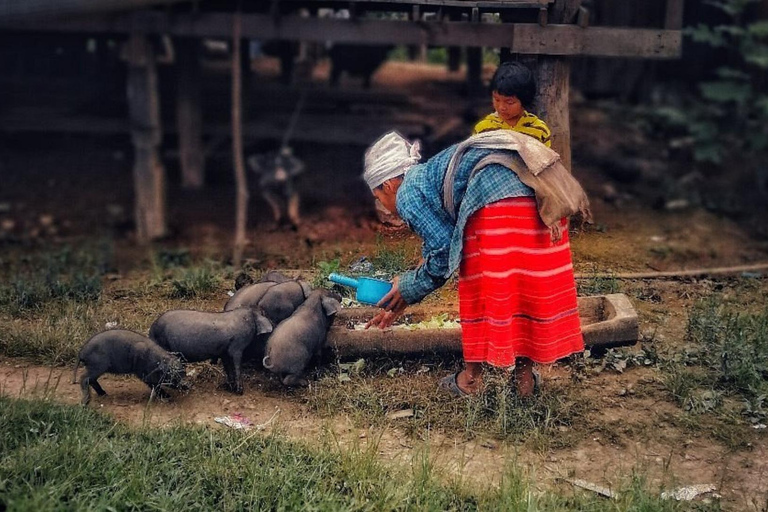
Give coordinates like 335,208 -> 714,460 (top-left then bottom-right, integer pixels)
255,314 -> 273,334
321,296 -> 341,317
299,280 -> 313,299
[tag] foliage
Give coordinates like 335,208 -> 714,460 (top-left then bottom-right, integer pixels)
686,297 -> 768,398
576,266 -> 621,296
308,363 -> 589,449
0,397 -> 702,511
0,244 -> 109,316
652,0 -> 768,191
312,258 -> 341,289
660,297 -> 768,428
370,235 -> 412,278
169,265 -> 221,299
154,247 -> 192,270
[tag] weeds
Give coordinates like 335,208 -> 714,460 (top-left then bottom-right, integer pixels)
0,244 -> 110,316
169,265 -> 221,299
0,302 -> 100,364
658,296 -> 768,440
0,397 -> 706,511
312,258 -> 341,289
307,363 -> 589,449
154,247 -> 192,269
577,266 -> 621,296
686,297 -> 768,398
370,234 -> 412,278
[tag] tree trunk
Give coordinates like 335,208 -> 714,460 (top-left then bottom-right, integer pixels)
126,33 -> 166,243
175,38 -> 205,189
231,13 -> 248,268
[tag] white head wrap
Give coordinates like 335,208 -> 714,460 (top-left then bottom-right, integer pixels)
363,131 -> 421,190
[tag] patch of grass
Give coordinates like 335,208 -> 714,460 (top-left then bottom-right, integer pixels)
371,235 -> 412,278
306,363 -> 590,449
0,397 -> 707,511
655,295 -> 768,445
686,298 -> 768,398
576,266 -> 621,296
0,244 -> 110,316
0,302 -> 101,364
169,265 -> 221,299
312,257 -> 341,289
154,247 -> 192,270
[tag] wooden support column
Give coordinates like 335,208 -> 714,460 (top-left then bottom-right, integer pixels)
466,7 -> 483,96
446,11 -> 461,72
232,13 -> 248,268
175,38 -> 205,189
126,33 -> 167,242
532,0 -> 581,171
534,58 -> 571,171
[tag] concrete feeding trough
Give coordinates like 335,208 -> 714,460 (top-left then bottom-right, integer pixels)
327,294 -> 638,358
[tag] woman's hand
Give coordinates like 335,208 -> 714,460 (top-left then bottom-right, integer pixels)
365,276 -> 408,329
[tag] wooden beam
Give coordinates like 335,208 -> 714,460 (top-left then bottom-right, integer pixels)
273,0 -> 552,8
125,32 -> 167,242
0,112 -> 428,145
4,11 -> 683,59
0,0 -> 191,22
175,37 -> 205,189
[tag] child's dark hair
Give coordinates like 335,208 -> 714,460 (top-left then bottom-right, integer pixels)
490,62 -> 536,108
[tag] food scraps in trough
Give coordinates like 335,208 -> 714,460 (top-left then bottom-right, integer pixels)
352,314 -> 460,331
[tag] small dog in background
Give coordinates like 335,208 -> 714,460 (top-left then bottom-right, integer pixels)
247,147 -> 304,230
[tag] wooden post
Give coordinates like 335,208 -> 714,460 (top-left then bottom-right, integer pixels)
446,11 -> 461,72
534,58 -> 571,171
532,0 -> 580,171
126,33 -> 167,242
232,13 -> 248,268
175,38 -> 205,189
466,7 -> 483,96
665,0 -> 684,30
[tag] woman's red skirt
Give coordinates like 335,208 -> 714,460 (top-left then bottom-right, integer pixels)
458,197 -> 584,367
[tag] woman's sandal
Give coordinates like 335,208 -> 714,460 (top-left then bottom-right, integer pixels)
438,372 -> 471,397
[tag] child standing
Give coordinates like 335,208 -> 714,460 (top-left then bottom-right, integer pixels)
473,61 -> 552,148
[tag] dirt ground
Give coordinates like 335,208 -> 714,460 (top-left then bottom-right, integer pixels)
2,355 -> 766,509
2,59 -> 768,509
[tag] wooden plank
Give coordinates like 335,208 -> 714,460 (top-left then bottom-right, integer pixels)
664,0 -> 684,30
512,25 -> 682,58
276,0 -> 552,8
0,111 -> 427,145
3,11 -> 683,59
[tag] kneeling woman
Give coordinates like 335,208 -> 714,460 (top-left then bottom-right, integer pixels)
364,131 -> 590,397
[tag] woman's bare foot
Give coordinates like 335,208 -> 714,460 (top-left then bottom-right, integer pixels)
514,358 -> 535,397
456,370 -> 482,394
456,362 -> 484,394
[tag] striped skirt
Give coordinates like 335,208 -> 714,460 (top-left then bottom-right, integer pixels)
458,197 -> 584,367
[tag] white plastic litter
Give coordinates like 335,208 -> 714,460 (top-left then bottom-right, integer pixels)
661,484 -> 718,501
